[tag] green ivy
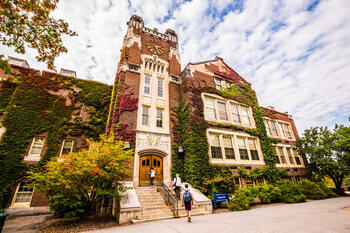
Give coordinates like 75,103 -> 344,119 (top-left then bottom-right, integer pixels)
0,72 -> 111,208
171,82 -> 287,191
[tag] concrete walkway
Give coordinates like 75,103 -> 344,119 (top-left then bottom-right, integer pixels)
86,197 -> 350,233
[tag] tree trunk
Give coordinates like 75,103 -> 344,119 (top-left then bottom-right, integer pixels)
332,177 -> 344,195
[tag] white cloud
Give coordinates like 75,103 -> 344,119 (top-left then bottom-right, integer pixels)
1,0 -> 349,134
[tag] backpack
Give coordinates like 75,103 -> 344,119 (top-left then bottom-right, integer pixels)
183,190 -> 191,202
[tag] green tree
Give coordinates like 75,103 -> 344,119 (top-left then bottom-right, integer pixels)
297,125 -> 350,194
0,0 -> 77,72
28,134 -> 132,218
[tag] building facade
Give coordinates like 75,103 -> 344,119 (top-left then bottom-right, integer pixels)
108,15 -> 307,189
0,15 -> 307,210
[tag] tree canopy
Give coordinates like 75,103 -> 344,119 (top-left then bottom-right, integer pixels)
28,134 -> 133,218
0,0 -> 76,72
297,125 -> 350,194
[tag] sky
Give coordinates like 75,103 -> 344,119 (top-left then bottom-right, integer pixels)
1,0 -> 350,134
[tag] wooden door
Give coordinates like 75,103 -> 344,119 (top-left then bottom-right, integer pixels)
139,155 -> 163,186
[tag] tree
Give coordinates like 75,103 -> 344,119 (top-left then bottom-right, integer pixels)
28,134 -> 133,218
0,0 -> 77,72
297,125 -> 350,194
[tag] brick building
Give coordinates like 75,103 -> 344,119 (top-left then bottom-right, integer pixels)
108,15 -> 307,190
0,15 -> 306,220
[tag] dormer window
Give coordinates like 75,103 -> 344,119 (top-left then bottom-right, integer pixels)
60,68 -> 76,78
214,78 -> 222,90
8,57 -> 29,67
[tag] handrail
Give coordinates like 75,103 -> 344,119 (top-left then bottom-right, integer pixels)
157,181 -> 179,217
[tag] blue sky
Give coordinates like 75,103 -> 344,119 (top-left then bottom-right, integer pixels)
1,0 -> 350,134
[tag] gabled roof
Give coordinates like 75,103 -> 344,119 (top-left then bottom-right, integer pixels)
183,56 -> 249,84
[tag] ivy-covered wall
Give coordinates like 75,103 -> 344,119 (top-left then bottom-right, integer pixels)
0,66 -> 112,207
171,82 -> 287,196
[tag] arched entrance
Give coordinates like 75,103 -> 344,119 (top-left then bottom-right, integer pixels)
139,155 -> 163,186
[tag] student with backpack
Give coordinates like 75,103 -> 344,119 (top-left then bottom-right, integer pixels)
182,183 -> 194,222
173,174 -> 182,199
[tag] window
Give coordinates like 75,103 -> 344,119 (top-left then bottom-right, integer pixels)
278,147 -> 286,164
144,75 -> 151,95
274,147 -> 280,164
248,139 -> 259,160
13,183 -> 34,205
233,177 -> 241,188
204,97 -> 216,120
245,178 -> 253,187
238,137 -> 249,160
217,102 -> 228,121
156,109 -> 163,128
284,124 -> 292,139
241,106 -> 251,125
210,134 -> 222,159
223,136 -> 235,159
256,177 -> 265,186
29,137 -> 45,157
278,123 -> 286,138
264,120 -> 271,136
60,139 -> 74,156
142,106 -> 149,126
295,176 -> 301,183
271,121 -> 278,136
293,149 -> 302,165
157,78 -> 163,97
214,78 -> 222,90
230,103 -> 241,123
287,148 -> 294,164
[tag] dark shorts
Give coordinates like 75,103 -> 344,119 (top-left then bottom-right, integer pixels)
184,201 -> 192,211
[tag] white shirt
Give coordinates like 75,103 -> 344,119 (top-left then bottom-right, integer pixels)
150,169 -> 155,178
173,177 -> 182,186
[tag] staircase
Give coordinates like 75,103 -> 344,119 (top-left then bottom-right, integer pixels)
134,186 -> 175,221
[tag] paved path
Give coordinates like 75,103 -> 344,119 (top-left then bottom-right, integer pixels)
87,197 -> 350,233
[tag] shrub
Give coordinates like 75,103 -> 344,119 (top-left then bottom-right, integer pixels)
316,181 -> 337,198
276,180 -> 305,203
228,188 -> 255,211
28,135 -> 132,218
257,185 -> 282,204
299,180 -> 327,200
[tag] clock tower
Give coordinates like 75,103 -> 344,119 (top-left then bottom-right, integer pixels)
107,15 -> 181,186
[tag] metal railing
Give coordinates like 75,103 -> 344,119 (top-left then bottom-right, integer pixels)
157,181 -> 179,217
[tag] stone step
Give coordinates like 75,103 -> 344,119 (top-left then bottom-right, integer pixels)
139,213 -> 174,220
131,215 -> 176,224
140,209 -> 172,216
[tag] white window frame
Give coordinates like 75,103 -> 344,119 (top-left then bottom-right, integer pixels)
214,78 -> 223,90
202,93 -> 255,128
217,101 -> 229,121
28,137 -> 45,158
59,139 -> 75,157
156,108 -> 163,128
157,77 -> 164,98
144,75 -> 151,95
230,103 -> 241,124
11,182 -> 34,207
204,96 -> 217,120
142,106 -> 150,126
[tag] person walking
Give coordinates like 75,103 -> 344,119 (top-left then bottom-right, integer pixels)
182,183 -> 194,222
173,174 -> 182,200
150,167 -> 155,186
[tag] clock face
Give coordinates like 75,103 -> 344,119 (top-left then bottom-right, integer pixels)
146,39 -> 165,55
